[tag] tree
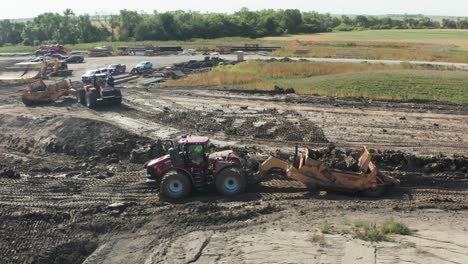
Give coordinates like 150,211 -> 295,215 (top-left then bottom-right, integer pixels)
442,19 -> 457,29
280,9 -> 302,34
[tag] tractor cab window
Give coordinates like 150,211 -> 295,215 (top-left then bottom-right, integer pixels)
186,144 -> 206,165
95,76 -> 105,87
107,76 -> 114,86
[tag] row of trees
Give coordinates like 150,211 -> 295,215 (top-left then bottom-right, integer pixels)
1,8 -> 468,46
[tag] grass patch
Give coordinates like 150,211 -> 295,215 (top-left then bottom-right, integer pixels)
353,220 -> 371,229
354,223 -> 388,242
166,60 -> 468,104
309,233 -> 327,246
381,219 -> 410,235
319,221 -> 332,234
341,219 -> 411,242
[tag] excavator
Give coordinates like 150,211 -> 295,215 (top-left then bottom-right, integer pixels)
257,145 -> 399,197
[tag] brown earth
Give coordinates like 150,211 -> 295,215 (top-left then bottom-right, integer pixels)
0,76 -> 467,263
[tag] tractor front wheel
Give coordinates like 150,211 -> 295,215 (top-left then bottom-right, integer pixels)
85,90 -> 98,108
22,97 -> 34,107
76,89 -> 85,105
216,167 -> 246,196
160,171 -> 191,199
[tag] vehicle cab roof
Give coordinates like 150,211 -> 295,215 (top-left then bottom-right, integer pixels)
178,135 -> 209,145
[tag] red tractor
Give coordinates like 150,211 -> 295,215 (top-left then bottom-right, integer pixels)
76,73 -> 122,108
145,135 -> 251,199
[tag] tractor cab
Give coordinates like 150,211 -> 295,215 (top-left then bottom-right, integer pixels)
91,74 -> 114,89
145,135 -> 248,199
172,136 -> 209,167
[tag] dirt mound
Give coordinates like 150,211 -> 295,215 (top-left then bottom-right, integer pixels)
32,240 -> 98,264
0,114 -> 151,160
154,108 -> 328,143
0,168 -> 21,179
170,57 -> 236,74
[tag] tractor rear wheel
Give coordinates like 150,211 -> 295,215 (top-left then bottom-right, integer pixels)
114,89 -> 122,106
85,90 -> 98,108
216,166 -> 246,196
76,89 -> 85,105
160,170 -> 191,199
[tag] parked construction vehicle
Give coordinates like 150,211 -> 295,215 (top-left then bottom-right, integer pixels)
35,44 -> 66,56
258,146 -> 399,197
76,73 -> 122,108
21,79 -> 76,106
145,135 -> 250,199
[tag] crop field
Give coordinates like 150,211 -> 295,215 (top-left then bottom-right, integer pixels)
264,29 -> 468,48
166,60 -> 468,104
264,29 -> 468,62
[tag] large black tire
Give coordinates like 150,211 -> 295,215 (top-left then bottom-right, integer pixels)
22,97 -> 34,107
85,90 -> 98,108
114,89 -> 122,106
76,89 -> 85,105
362,186 -> 387,197
216,166 -> 246,196
160,170 -> 191,199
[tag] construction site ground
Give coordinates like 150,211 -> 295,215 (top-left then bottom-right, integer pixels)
0,56 -> 467,263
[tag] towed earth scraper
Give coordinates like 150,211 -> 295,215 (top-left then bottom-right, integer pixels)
145,135 -> 399,199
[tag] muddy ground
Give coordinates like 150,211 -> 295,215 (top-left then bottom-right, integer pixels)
0,60 -> 467,263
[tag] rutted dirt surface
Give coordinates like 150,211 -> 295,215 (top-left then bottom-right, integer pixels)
0,78 -> 467,263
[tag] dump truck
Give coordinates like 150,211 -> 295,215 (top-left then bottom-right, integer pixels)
257,146 -> 399,197
22,79 -> 76,106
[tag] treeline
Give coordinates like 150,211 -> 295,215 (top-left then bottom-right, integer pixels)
1,8 -> 468,46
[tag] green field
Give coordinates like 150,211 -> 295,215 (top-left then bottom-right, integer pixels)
264,29 -> 468,49
167,61 -> 468,104
275,70 -> 468,103
265,29 -> 468,62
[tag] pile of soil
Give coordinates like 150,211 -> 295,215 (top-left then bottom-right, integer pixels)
0,114 -> 152,161
0,168 -> 20,179
170,57 -> 236,74
154,108 -> 328,143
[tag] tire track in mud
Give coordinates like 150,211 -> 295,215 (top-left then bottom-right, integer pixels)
0,86 -> 467,263
118,87 -> 468,156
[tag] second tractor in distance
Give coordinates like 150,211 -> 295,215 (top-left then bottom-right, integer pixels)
76,73 -> 122,108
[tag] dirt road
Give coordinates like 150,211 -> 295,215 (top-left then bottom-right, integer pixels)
0,74 -> 467,263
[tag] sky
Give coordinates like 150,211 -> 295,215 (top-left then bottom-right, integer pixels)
1,0 -> 467,19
